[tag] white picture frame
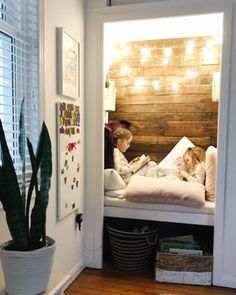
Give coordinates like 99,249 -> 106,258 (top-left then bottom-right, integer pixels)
57,27 -> 80,99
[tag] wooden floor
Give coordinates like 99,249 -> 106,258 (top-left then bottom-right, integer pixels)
64,265 -> 236,295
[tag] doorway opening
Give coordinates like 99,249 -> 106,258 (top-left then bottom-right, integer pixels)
103,12 -> 223,270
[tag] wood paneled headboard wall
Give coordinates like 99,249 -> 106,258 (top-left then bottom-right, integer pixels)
107,36 -> 220,163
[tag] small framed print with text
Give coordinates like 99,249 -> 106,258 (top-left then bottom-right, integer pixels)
57,27 -> 80,99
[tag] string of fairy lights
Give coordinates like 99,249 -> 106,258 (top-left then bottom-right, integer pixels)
107,37 -> 221,91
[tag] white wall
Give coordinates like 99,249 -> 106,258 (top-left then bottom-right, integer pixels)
0,0 -> 85,293
86,0 -> 107,9
43,0 -> 85,292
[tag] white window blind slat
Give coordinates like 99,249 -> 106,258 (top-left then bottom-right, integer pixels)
0,0 -> 39,177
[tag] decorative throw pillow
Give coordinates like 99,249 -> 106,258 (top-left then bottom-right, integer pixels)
104,169 -> 126,191
156,136 -> 195,175
205,146 -> 217,202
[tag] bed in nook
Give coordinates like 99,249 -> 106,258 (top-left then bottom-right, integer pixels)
104,136 -> 217,226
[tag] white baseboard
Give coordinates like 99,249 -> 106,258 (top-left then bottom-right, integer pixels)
47,260 -> 85,295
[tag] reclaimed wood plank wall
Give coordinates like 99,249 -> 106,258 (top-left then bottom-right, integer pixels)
107,36 -> 220,162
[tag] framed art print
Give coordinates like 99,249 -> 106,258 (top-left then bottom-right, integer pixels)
57,27 -> 80,99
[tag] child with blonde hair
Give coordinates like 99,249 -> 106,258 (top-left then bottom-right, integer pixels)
113,127 -> 157,184
178,146 -> 206,184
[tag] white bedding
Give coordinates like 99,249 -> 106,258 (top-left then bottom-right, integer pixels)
104,195 -> 215,226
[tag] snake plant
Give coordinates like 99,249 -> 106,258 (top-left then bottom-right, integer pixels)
0,100 -> 52,251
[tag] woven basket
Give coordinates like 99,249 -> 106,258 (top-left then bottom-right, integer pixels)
156,252 -> 212,272
106,220 -> 158,272
155,251 -> 213,285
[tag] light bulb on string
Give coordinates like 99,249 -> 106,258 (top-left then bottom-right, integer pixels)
140,47 -> 151,56
172,82 -> 179,91
203,46 -> 214,63
164,48 -> 172,57
141,56 -> 148,63
163,58 -> 169,65
135,78 -> 145,88
186,40 -> 195,54
120,65 -> 131,75
152,80 -> 160,90
140,47 -> 151,63
187,70 -> 198,78
185,40 -> 195,60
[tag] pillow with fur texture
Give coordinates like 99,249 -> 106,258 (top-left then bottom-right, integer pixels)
104,169 -> 126,191
205,146 -> 217,202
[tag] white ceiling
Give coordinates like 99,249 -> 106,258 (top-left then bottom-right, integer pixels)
104,13 -> 223,43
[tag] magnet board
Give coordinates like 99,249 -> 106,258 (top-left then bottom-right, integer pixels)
57,102 -> 81,219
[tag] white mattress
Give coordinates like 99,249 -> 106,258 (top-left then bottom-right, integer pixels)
104,196 -> 215,226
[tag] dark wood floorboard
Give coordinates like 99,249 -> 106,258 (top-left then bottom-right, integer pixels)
64,265 -> 236,295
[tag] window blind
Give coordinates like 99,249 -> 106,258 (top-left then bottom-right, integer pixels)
0,0 -> 39,180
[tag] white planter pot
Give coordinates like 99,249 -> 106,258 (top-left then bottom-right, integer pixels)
0,237 -> 56,295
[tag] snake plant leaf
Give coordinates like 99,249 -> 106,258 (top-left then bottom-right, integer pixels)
39,122 -> 52,209
29,190 -> 46,249
28,122 -> 52,248
19,97 -> 26,162
0,166 -> 5,204
0,119 -> 28,250
26,137 -> 39,239
19,98 -> 26,205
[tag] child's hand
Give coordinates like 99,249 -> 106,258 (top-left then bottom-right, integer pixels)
129,157 -> 140,165
178,170 -> 189,180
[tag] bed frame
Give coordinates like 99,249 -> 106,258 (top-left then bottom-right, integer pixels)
104,196 -> 215,226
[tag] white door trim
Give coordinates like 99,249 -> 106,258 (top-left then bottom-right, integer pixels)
84,0 -> 234,288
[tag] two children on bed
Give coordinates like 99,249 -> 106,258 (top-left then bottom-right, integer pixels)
113,127 -> 206,185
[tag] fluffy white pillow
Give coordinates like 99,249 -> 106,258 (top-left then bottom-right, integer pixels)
104,169 -> 126,191
156,136 -> 194,175
205,146 -> 217,202
105,189 -> 125,198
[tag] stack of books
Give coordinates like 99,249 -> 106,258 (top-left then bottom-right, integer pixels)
159,235 -> 203,256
